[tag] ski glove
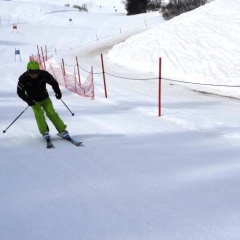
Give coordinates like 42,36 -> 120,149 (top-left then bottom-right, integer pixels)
55,91 -> 62,100
26,99 -> 35,106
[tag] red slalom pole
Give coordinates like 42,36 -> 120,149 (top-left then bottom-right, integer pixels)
158,57 -> 162,117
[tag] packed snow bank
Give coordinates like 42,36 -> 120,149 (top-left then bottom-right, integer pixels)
108,0 -> 240,98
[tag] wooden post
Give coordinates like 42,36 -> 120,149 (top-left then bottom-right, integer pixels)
62,59 -> 67,87
37,45 -> 41,64
45,45 -> 47,61
76,56 -> 81,85
91,67 -> 95,100
41,46 -> 46,69
101,54 -> 107,98
158,58 -> 162,117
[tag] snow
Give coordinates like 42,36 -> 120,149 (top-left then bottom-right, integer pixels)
1,0 -> 240,239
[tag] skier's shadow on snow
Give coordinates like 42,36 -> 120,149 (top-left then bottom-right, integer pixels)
70,134 -> 124,141
51,134 -> 124,142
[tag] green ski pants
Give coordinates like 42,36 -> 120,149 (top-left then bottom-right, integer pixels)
31,97 -> 66,135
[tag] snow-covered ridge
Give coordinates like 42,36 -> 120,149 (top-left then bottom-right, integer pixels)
108,0 -> 240,98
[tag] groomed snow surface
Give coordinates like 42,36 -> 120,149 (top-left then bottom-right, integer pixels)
1,0 -> 240,239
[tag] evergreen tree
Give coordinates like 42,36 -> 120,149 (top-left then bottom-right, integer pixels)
125,0 -> 150,15
161,0 -> 209,20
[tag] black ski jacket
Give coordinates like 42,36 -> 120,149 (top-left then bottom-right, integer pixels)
17,70 -> 61,102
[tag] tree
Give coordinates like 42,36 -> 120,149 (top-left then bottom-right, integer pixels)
125,0 -> 151,15
147,0 -> 162,11
161,0 -> 209,20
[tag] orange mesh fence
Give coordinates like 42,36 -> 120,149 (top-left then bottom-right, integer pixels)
30,54 -> 95,99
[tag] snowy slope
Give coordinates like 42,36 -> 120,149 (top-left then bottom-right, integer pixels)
1,0 -> 240,240
108,0 -> 240,98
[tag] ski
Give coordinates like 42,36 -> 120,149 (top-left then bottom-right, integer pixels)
46,139 -> 54,148
57,133 -> 83,146
68,137 -> 83,146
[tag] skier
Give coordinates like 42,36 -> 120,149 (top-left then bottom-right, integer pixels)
17,60 -> 70,142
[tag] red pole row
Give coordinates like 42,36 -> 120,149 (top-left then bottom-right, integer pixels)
33,46 -> 162,117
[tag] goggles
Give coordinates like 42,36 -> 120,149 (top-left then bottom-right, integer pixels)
28,69 -> 39,75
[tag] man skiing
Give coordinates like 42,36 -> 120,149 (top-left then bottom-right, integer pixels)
17,61 -> 70,142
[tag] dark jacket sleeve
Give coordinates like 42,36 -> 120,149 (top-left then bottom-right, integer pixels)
17,76 -> 31,102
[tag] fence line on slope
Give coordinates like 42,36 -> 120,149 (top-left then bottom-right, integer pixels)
30,50 -> 95,100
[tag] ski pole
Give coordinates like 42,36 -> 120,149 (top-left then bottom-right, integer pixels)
61,99 -> 74,116
3,106 -> 29,133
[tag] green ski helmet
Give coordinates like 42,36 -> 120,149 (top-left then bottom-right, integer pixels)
27,61 -> 39,70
